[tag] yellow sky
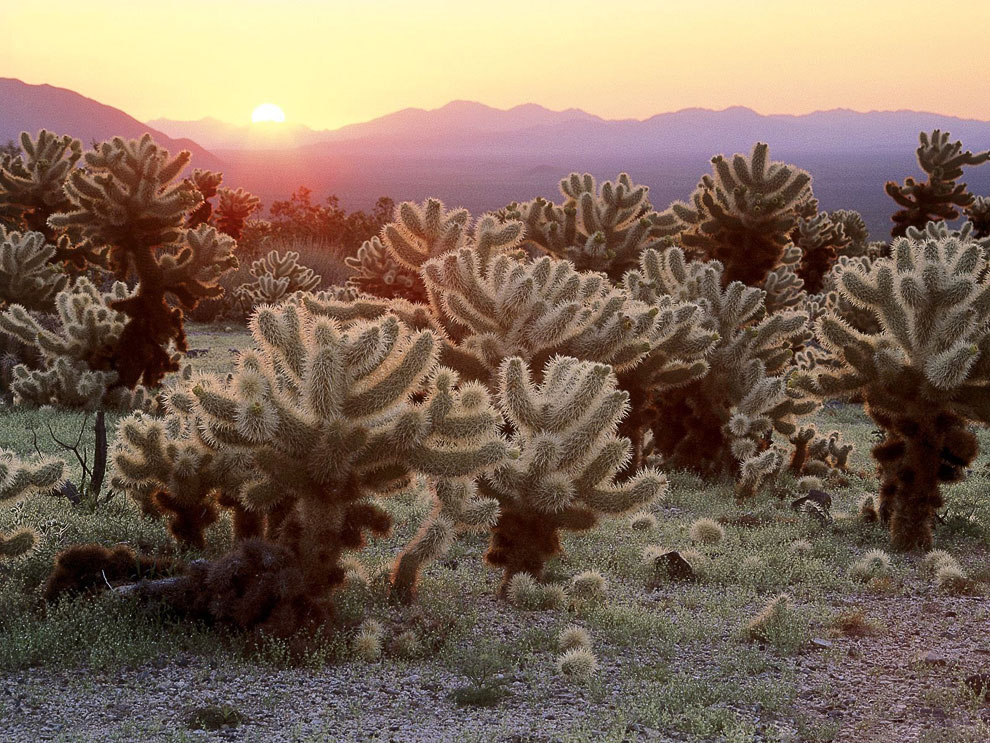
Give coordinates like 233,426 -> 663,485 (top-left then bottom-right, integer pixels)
2,0 -> 988,129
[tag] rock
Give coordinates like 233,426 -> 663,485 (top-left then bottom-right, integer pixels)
810,638 -> 834,650
915,650 -> 953,666
659,551 -> 697,582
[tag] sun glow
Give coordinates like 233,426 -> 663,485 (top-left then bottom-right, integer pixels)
251,103 -> 285,123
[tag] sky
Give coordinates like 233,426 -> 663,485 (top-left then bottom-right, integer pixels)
2,0 -> 989,129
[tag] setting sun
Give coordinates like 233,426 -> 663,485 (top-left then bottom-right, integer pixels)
250,103 -> 285,123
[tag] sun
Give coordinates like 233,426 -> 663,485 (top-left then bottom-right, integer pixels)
251,103 -> 286,123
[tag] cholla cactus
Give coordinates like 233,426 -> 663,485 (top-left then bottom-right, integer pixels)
662,143 -> 813,287
383,198 -> 470,268
966,196 -> 990,239
0,228 -> 66,311
481,356 -> 666,594
828,210 -> 871,257
48,134 -> 237,388
625,247 -> 816,495
234,250 -> 321,310
423,237 -> 704,394
791,211 -> 852,295
885,130 -> 990,237
215,187 -> 261,240
0,277 -> 158,410
185,169 -> 224,228
391,475 -> 501,604
0,130 -> 82,240
507,173 -> 679,280
110,302 -> 507,628
345,236 -> 425,302
788,425 -> 854,480
797,236 -> 990,549
348,202 -> 519,303
1,449 -> 66,560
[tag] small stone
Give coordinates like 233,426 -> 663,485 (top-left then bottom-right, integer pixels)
810,638 -> 834,650
659,551 -> 696,582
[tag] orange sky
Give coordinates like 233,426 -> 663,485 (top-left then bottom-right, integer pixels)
3,0 -> 989,129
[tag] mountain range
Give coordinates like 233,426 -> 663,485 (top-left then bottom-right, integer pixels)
0,78 -> 220,168
4,77 -> 990,239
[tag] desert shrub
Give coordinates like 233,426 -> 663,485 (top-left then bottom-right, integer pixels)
262,187 -> 392,251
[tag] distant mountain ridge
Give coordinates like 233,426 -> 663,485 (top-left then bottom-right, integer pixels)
0,78 -> 221,168
5,77 -> 990,239
149,100 -> 990,157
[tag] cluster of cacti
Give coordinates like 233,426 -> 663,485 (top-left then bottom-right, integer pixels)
107,301 -> 509,632
47,135 -> 238,388
233,249 -> 322,311
345,198 -> 471,302
422,222 -> 707,392
797,235 -> 990,550
505,173 -> 679,280
0,277 -> 159,410
624,247 -> 816,497
0,449 -> 66,561
32,124 -> 990,651
788,425 -> 853,482
885,130 -> 990,237
0,130 -> 81,242
661,143 -> 814,287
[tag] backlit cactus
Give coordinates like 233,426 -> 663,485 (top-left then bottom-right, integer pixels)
422,237 -> 678,389
797,235 -> 990,549
215,187 -> 261,240
885,130 -> 990,237
1,449 -> 66,561
48,134 -> 238,388
0,130 -> 81,241
110,301 -> 507,630
662,142 -> 813,287
507,172 -> 679,280
625,247 -> 816,496
234,249 -> 321,310
481,356 -> 666,594
346,236 -> 425,302
0,277 -> 159,410
0,228 -> 66,311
